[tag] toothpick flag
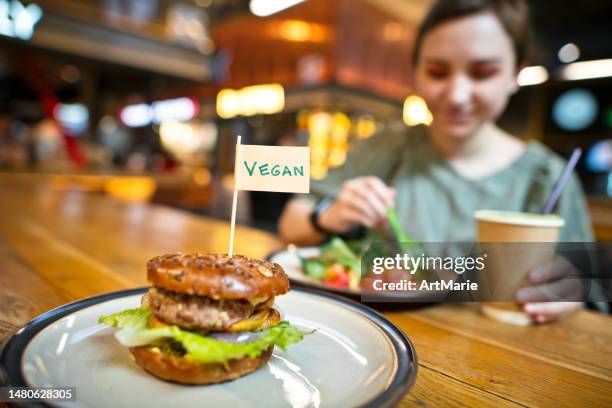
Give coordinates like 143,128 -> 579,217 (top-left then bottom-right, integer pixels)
228,136 -> 310,256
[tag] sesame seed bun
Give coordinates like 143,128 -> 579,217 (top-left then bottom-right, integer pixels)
147,253 -> 289,299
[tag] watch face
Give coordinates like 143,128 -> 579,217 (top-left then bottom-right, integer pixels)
318,197 -> 334,211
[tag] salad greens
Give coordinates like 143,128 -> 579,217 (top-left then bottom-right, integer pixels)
300,209 -> 425,287
300,237 -> 362,288
99,308 -> 309,364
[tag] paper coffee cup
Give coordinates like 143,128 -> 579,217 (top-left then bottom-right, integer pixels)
474,210 -> 565,325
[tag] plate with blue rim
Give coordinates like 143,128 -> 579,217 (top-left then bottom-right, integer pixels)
0,286 -> 417,408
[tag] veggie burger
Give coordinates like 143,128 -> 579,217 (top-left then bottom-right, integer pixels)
99,253 -> 307,384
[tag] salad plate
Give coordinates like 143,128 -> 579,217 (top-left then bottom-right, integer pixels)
0,287 -> 417,408
270,245 -> 361,298
269,239 -> 452,305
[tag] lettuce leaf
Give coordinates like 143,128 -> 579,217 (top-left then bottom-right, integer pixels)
99,308 -> 309,364
322,237 -> 362,278
98,307 -> 151,330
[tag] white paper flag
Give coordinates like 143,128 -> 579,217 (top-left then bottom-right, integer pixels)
235,144 -> 310,193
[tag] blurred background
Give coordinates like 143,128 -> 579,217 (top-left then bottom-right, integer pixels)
0,0 -> 611,237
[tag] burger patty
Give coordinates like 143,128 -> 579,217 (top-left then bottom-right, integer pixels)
147,287 -> 269,332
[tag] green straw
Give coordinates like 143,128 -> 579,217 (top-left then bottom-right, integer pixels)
386,208 -> 418,243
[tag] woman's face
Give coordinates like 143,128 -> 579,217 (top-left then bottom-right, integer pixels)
414,12 -> 520,139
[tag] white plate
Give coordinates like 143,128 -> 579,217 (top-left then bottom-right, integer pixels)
271,247 -> 360,296
0,287 -> 416,408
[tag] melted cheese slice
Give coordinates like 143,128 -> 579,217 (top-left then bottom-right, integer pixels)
247,296 -> 272,306
148,314 -> 169,329
227,308 -> 279,332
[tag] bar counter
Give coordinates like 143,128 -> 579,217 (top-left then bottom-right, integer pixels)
0,175 -> 611,407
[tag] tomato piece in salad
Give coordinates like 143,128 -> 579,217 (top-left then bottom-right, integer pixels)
323,263 -> 350,287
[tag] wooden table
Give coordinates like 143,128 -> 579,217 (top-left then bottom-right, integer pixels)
1,175 -> 611,407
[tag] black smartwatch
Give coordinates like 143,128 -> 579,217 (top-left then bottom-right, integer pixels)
310,197 -> 334,234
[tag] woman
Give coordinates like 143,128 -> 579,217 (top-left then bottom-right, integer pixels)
278,0 -> 594,321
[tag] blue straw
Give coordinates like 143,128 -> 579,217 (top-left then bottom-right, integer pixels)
542,148 -> 582,215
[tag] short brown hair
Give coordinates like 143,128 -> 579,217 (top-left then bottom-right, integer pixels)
412,0 -> 530,67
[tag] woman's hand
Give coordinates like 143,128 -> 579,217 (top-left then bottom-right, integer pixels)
516,256 -> 583,323
318,176 -> 396,234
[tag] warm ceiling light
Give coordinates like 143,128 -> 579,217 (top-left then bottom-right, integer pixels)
240,84 -> 285,116
216,84 -> 285,119
216,89 -> 241,119
250,0 -> 306,17
355,114 -> 377,139
560,59 -> 612,81
275,20 -> 329,43
278,20 -> 312,42
517,66 -> 549,87
308,111 -> 331,136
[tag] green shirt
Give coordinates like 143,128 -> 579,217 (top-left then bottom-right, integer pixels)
305,125 -> 594,243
